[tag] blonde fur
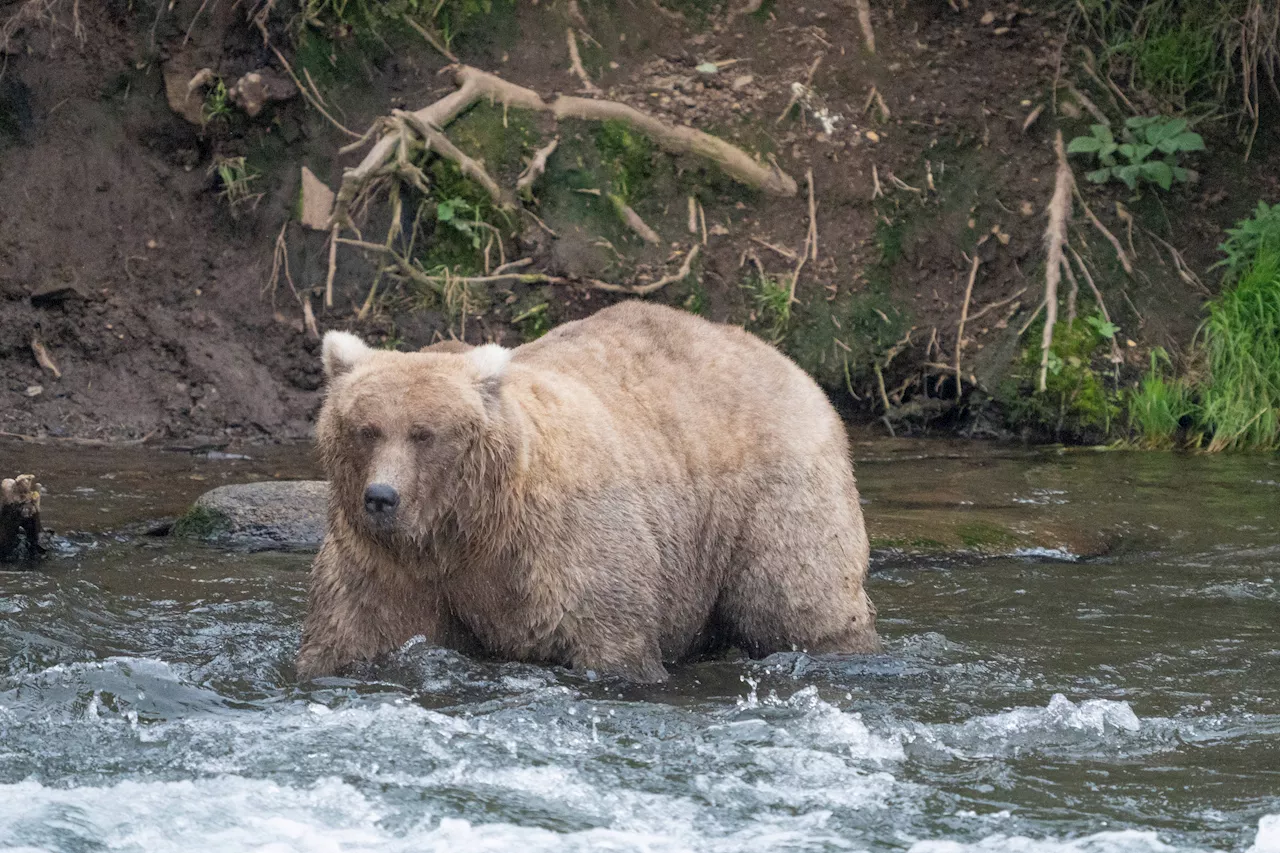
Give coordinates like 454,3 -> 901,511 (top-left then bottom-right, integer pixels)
298,302 -> 878,682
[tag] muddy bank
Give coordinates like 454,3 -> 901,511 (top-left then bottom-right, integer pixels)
1,1 -> 1277,443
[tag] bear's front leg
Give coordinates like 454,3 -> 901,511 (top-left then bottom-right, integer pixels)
297,536 -> 464,679
568,633 -> 669,683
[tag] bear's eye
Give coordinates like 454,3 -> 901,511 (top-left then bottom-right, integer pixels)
355,424 -> 382,442
409,426 -> 435,445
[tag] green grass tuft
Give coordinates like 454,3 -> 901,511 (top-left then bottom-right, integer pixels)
1198,245 -> 1280,451
1127,348 -> 1196,448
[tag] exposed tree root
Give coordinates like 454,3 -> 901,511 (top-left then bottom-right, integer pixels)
954,253 -> 980,401
336,65 -> 796,227
518,137 -> 559,197
566,28 -> 601,94
552,96 -> 797,195
852,0 -> 875,53
588,245 -> 700,296
610,195 -> 661,244
395,109 -> 514,210
1038,131 -> 1072,393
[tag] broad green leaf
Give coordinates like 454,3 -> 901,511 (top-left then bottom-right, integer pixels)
1132,143 -> 1155,162
1086,167 -> 1112,183
1171,166 -> 1190,183
1091,124 -> 1114,143
1141,160 -> 1174,190
1116,164 -> 1140,189
1117,143 -> 1136,160
1068,135 -> 1104,153
1173,131 -> 1205,151
437,200 -> 456,221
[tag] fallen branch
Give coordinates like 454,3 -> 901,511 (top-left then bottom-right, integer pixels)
1039,131 -> 1072,393
954,254 -> 980,401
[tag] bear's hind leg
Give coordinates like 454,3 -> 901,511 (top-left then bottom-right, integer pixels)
720,473 -> 879,657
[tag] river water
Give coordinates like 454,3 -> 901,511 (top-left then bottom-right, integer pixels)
1,439 -> 1277,853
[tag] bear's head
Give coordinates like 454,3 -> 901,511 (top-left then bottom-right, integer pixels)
316,331 -> 514,539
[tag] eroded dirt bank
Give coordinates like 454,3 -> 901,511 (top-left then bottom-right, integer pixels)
1,0 -> 1276,444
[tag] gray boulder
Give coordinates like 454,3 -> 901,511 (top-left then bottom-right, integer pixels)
175,480 -> 328,550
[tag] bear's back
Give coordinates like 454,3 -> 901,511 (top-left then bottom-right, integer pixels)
512,301 -> 847,476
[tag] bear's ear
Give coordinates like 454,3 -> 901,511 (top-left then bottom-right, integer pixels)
322,331 -> 373,380
466,343 -> 511,402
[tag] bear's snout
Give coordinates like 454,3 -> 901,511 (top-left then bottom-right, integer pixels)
364,483 -> 400,518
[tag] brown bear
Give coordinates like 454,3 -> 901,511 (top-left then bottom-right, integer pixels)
297,301 -> 878,682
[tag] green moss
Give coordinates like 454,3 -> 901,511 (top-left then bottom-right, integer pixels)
870,536 -> 949,552
596,119 -> 656,202
448,102 -> 537,184
171,505 -> 231,540
954,522 -> 1021,551
511,290 -> 553,341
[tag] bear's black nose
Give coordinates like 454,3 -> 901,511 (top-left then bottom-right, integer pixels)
364,483 -> 399,515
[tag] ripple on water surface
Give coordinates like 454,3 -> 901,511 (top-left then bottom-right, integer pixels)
1,443 -> 1279,852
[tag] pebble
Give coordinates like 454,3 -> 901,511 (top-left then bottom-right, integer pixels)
25,385 -> 42,397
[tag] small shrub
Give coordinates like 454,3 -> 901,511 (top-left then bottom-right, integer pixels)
1067,117 -> 1204,191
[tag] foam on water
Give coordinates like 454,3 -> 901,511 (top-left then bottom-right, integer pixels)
1248,816 -> 1280,853
909,830 -> 1187,853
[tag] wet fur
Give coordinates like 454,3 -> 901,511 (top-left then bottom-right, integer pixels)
298,302 -> 878,682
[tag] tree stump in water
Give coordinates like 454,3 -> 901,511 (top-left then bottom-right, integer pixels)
1,474 -> 46,562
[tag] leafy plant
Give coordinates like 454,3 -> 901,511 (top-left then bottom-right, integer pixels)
435,197 -> 484,249
202,79 -> 231,125
1067,117 -> 1204,190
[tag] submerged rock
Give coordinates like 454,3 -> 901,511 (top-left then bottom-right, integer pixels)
175,480 -> 327,550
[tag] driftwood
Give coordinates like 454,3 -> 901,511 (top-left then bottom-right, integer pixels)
1,474 -> 45,562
